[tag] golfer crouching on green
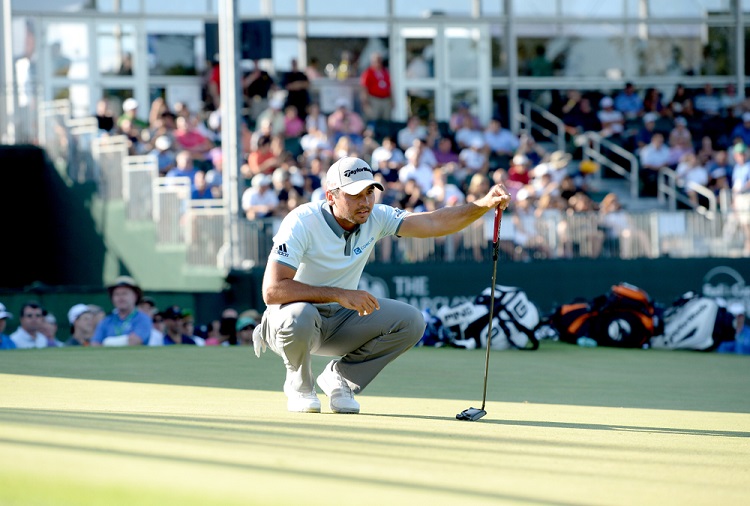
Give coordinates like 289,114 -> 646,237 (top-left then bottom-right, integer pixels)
253,157 -> 511,413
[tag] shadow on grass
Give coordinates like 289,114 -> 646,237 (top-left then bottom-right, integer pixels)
2,405 -> 743,500
361,413 -> 750,438
1,344 -> 749,414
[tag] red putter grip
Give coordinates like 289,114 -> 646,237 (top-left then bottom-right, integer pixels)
492,206 -> 502,243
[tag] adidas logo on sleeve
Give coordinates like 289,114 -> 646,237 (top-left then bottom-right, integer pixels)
275,243 -> 290,257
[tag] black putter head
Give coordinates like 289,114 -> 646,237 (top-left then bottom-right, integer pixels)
456,407 -> 487,421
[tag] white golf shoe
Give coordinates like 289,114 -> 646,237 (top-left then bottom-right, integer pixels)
284,382 -> 321,413
316,361 -> 360,414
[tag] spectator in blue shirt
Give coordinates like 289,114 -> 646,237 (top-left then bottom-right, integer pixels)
0,303 -> 16,350
730,113 -> 750,147
166,150 -> 198,186
614,82 -> 644,121
91,276 -> 152,346
158,306 -> 199,346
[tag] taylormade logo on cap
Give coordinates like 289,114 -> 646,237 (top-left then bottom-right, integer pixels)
326,157 -> 385,195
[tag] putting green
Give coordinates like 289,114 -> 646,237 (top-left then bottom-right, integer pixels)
0,343 -> 748,505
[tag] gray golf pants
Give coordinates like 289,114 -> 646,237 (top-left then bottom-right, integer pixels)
259,298 -> 425,394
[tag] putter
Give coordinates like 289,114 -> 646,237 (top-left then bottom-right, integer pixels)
456,206 -> 503,422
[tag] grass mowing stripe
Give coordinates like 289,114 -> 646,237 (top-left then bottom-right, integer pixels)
0,343 -> 748,505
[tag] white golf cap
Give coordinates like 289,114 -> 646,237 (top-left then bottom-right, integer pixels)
0,302 -> 12,320
68,303 -> 91,325
123,98 -> 138,111
326,157 -> 384,195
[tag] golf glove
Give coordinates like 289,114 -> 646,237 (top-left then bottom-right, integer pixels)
252,326 -> 267,358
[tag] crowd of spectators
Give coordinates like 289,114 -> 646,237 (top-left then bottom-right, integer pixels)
89,53 -> 750,260
0,277 -> 259,350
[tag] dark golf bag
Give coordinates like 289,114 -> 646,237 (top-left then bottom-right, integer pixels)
650,292 -> 737,351
435,285 -> 540,350
545,283 -> 657,348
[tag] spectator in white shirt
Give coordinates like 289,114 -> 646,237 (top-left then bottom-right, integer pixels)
241,174 -> 279,219
639,133 -> 671,196
397,116 -> 427,152
398,146 -> 434,193
9,302 -> 48,349
675,152 -> 709,207
597,96 -> 625,139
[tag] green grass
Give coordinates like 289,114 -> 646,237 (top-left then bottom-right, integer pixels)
0,343 -> 748,505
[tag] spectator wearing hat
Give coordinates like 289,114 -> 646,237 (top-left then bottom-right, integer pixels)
508,154 -> 532,187
150,135 -> 176,175
152,306 -> 199,346
66,304 -> 95,346
10,301 -> 48,349
398,145 -> 434,194
668,117 -> 694,166
634,112 -> 660,151
0,303 -> 16,350
327,98 -> 365,147
137,296 -> 166,345
91,276 -> 152,347
458,137 -> 490,179
242,173 -> 279,220
180,309 -> 205,346
370,136 -> 405,185
117,98 -> 148,131
236,317 -> 258,346
730,113 -> 750,147
597,96 -> 625,139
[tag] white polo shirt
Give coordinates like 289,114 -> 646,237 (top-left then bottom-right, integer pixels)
269,201 -> 408,290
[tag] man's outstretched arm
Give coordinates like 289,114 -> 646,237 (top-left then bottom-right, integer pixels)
398,183 -> 510,239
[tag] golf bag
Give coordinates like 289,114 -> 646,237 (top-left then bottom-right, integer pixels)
434,285 -> 540,350
546,301 -> 595,344
546,283 -> 657,348
650,292 -> 736,351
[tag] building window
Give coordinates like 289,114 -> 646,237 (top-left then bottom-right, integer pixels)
148,34 -> 198,76
98,23 -> 136,76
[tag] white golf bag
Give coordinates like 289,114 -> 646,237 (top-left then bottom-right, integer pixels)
436,285 -> 540,350
650,292 -> 734,351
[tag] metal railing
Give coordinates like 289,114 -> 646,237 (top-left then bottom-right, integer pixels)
657,166 -> 718,218
580,131 -> 640,199
152,177 -> 192,245
233,208 -> 748,267
518,99 -> 566,153
92,135 -> 129,200
184,200 -> 226,267
123,155 -> 158,221
32,99 -> 748,273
